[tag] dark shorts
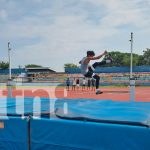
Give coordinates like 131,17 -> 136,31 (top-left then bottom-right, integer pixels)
84,71 -> 93,78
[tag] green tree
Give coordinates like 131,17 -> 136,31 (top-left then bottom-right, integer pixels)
64,63 -> 78,68
143,48 -> 150,65
0,61 -> 9,69
122,53 -> 130,66
25,64 -> 42,68
137,55 -> 145,66
103,51 -> 142,67
133,54 -> 141,66
64,50 -> 150,68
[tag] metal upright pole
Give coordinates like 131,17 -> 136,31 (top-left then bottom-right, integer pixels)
130,32 -> 133,78
8,42 -> 11,80
7,42 -> 12,98
129,32 -> 135,102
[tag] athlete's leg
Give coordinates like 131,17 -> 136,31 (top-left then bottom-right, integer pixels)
90,54 -> 113,71
93,61 -> 106,68
93,74 -> 100,89
93,74 -> 103,94
84,71 -> 102,94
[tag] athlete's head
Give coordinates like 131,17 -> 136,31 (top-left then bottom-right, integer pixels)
87,51 -> 95,57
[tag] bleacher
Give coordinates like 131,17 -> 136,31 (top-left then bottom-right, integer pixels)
0,66 -> 150,86
65,66 -> 150,86
0,69 -> 26,83
0,68 -> 26,74
65,66 -> 150,74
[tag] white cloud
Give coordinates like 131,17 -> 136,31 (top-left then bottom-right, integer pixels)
0,0 -> 150,71
0,9 -> 7,20
84,0 -> 150,28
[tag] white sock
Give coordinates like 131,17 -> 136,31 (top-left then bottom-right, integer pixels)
96,89 -> 100,92
91,65 -> 95,71
92,73 -> 95,78
106,60 -> 111,63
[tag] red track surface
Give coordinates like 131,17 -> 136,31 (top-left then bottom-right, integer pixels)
0,86 -> 150,102
56,87 -> 150,102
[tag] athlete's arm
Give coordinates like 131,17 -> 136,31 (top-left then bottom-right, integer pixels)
88,51 -> 107,60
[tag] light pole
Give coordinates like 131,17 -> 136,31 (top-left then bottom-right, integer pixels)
129,32 -> 133,78
129,32 -> 135,102
8,42 -> 12,80
7,42 -> 13,98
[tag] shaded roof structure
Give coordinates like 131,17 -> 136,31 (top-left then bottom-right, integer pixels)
25,67 -> 56,74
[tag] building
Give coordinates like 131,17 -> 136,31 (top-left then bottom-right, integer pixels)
25,67 -> 55,75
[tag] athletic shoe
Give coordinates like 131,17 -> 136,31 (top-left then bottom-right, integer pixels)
96,90 -> 103,95
108,54 -> 113,62
105,54 -> 113,63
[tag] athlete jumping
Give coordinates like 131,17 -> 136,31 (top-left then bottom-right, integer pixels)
79,50 -> 112,94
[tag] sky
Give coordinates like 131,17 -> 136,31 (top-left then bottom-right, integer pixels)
0,0 -> 150,71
